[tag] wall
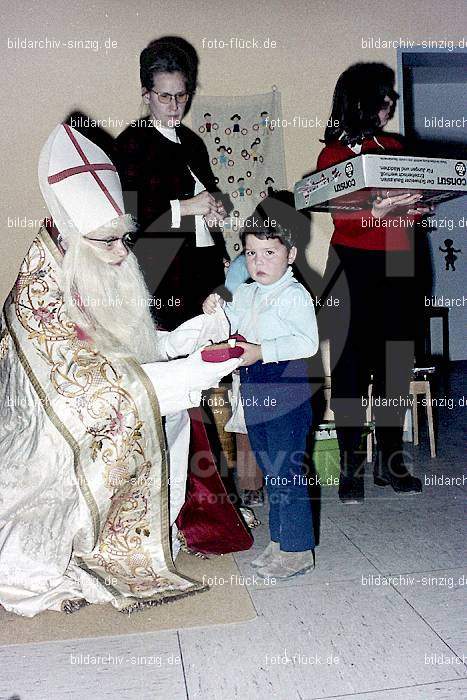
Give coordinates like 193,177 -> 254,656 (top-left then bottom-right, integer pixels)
411,75 -> 466,360
2,0 -> 465,312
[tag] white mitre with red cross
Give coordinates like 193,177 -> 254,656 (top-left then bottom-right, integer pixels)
38,123 -> 125,238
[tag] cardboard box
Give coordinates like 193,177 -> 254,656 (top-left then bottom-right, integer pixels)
294,154 -> 467,212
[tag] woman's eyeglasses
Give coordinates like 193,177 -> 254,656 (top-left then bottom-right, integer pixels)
150,90 -> 190,105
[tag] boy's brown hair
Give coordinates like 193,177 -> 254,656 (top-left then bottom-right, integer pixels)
241,222 -> 295,252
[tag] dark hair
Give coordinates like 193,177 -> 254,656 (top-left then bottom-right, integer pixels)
139,37 -> 198,94
323,62 -> 399,145
241,222 -> 296,252
240,190 -> 310,253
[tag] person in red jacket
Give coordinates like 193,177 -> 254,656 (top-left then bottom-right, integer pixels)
317,63 -> 429,503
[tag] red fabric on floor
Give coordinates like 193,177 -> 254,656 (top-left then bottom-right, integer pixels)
176,408 -> 253,555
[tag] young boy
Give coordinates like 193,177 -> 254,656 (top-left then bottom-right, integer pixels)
203,219 -> 318,579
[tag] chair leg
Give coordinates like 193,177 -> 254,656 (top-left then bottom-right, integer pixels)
425,384 -> 436,458
367,430 -> 372,463
412,392 -> 419,446
366,383 -> 372,463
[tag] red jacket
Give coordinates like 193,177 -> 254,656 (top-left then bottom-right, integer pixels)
317,135 -> 418,251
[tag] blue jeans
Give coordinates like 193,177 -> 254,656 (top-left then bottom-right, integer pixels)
240,360 -> 314,552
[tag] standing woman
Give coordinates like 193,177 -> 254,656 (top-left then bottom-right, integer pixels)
114,37 -> 229,330
317,63 -> 428,503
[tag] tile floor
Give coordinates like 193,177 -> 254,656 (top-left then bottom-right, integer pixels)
1,364 -> 465,700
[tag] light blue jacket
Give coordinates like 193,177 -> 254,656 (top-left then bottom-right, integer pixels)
224,267 -> 319,364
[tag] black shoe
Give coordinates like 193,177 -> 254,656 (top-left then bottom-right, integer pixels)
390,472 -> 422,493
374,462 -> 422,492
374,426 -> 422,494
375,464 -> 422,493
339,477 -> 364,504
374,457 -> 422,493
373,462 -> 390,487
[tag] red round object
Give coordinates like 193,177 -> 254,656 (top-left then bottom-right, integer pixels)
201,345 -> 244,362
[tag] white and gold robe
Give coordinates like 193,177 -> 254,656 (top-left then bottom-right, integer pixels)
0,227 -> 227,616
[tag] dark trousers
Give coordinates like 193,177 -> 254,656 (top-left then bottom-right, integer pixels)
240,360 -> 314,552
330,245 -> 416,473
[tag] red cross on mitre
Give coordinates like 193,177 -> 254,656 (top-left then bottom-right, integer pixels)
48,123 -> 122,215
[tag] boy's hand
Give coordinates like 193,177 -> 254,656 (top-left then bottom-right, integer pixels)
202,293 -> 224,315
237,342 -> 262,366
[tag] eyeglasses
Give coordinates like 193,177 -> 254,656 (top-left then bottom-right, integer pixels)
84,233 -> 133,249
150,90 -> 190,104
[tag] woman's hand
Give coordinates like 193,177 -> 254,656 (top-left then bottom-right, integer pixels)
204,200 -> 227,228
180,191 -> 218,217
407,203 -> 435,216
237,342 -> 262,366
371,192 -> 423,219
202,293 -> 224,315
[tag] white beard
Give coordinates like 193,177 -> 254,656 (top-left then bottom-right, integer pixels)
61,237 -> 160,363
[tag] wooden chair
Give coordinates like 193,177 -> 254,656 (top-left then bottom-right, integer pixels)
366,377 -> 436,461
410,379 -> 436,458
325,371 -> 436,462
323,378 -> 375,462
